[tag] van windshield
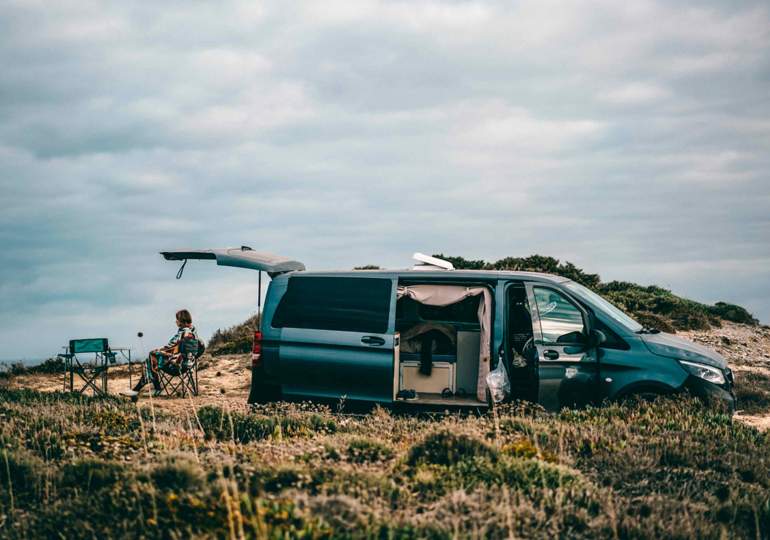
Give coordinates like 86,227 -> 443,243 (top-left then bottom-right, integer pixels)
563,281 -> 643,333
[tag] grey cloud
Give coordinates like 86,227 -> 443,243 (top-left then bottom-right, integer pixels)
0,0 -> 769,359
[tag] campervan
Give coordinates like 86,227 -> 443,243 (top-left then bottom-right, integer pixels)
161,248 -> 736,411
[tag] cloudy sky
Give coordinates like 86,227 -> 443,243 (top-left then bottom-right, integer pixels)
1,0 -> 769,361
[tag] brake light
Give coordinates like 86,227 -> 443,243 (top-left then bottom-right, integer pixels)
251,331 -> 263,367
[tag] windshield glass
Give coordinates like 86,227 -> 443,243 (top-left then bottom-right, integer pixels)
563,281 -> 643,332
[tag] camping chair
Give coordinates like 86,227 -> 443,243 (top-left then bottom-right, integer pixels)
59,338 -> 117,396
156,337 -> 199,397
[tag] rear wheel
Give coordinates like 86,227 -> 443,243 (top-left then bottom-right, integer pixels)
248,383 -> 281,404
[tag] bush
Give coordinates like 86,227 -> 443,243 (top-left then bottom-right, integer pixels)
633,311 -> 677,333
151,456 -> 204,491
0,388 -> 120,406
709,302 -> 759,326
407,430 -> 498,468
0,449 -> 46,502
735,371 -> 770,414
346,438 -> 394,463
207,313 -> 259,356
197,405 -> 336,443
28,357 -> 66,374
61,458 -> 128,491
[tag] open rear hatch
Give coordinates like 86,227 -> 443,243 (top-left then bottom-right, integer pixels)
160,246 -> 305,276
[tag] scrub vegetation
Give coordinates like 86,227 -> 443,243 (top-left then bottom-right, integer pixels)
1,388 -> 769,539
435,254 -> 759,331
208,313 -> 261,356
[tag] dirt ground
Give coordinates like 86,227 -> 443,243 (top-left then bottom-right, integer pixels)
5,322 -> 770,427
680,322 -> 770,429
1,353 -> 253,413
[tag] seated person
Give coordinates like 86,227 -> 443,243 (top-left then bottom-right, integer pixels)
121,309 -> 204,399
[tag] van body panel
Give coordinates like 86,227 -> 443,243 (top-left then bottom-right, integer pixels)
279,329 -> 396,402
260,277 -> 288,378
160,247 -> 305,274
598,336 -> 688,400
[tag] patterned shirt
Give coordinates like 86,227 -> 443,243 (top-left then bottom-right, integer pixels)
166,325 -> 200,349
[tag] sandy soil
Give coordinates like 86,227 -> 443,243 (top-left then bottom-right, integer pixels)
1,354 -> 253,413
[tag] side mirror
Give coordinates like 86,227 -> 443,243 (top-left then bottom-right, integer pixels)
590,329 -> 607,347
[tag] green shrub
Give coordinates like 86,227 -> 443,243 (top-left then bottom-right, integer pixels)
0,388 -> 120,406
207,314 -> 259,356
407,430 -> 498,468
61,458 -> 127,491
709,302 -> 759,325
633,311 -> 677,333
151,456 -> 204,491
0,449 -> 46,502
27,357 -> 66,374
735,371 -> 770,414
197,405 -> 337,443
346,438 -> 394,463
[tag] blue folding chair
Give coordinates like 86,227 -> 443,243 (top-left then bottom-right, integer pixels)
156,337 -> 200,397
59,338 -> 117,396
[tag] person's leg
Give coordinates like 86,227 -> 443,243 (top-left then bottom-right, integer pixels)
131,354 -> 152,392
148,352 -> 162,391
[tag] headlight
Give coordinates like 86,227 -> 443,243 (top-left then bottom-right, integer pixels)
680,360 -> 726,385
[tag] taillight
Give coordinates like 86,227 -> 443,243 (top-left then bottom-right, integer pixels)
251,331 -> 263,367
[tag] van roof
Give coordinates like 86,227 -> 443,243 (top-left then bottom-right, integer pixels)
275,268 -> 571,283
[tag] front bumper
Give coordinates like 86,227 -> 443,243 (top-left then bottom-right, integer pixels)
683,375 -> 736,413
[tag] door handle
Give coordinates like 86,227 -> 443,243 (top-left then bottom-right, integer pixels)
361,336 -> 385,346
543,349 -> 560,360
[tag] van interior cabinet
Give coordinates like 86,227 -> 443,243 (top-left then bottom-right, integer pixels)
456,331 -> 480,396
399,361 -> 455,394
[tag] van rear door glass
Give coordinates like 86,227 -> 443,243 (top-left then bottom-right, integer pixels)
272,277 -> 391,333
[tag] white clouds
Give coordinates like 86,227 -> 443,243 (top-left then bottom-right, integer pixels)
0,0 -> 769,359
600,82 -> 670,105
453,100 -> 606,152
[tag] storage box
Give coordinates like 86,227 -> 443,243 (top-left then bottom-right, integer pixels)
400,360 -> 455,394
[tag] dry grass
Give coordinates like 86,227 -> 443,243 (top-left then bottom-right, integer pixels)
1,388 -> 769,539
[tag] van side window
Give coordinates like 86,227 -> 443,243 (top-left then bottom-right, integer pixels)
533,287 -> 585,344
272,277 -> 391,333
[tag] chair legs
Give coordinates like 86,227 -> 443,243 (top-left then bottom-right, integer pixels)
67,358 -> 109,396
156,359 -> 198,397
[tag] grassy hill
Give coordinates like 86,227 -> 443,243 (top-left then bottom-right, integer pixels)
207,255 -> 758,355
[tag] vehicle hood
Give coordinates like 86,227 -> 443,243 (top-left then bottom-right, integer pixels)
640,332 -> 728,369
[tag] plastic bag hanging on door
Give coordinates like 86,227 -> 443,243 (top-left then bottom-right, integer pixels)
486,360 -> 511,403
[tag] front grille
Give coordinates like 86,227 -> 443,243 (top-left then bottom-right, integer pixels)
725,367 -> 734,386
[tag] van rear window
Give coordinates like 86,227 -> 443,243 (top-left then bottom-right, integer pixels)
272,277 -> 392,333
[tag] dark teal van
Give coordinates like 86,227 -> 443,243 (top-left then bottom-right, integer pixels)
162,248 -> 736,411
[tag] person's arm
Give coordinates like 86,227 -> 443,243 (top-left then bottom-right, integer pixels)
154,329 -> 182,356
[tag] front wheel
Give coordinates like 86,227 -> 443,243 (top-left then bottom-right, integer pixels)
617,387 -> 670,406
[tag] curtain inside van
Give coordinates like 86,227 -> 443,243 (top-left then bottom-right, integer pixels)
397,285 -> 492,402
